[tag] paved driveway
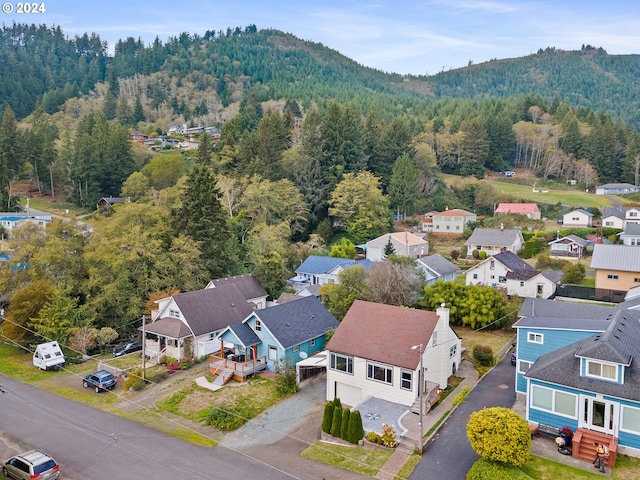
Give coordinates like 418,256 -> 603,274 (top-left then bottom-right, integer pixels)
409,354 -> 516,480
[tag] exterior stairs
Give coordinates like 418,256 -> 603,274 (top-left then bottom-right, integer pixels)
571,428 -> 617,469
212,366 -> 234,387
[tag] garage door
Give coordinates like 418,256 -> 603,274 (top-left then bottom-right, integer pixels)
335,382 -> 362,407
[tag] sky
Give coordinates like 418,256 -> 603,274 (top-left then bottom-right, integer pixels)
3,0 -> 640,75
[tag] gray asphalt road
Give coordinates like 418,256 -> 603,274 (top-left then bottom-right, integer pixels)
0,373 -> 306,480
409,354 -> 516,480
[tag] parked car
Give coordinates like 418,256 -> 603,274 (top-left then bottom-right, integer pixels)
510,347 -> 517,366
83,369 -> 117,393
113,340 -> 142,357
2,449 -> 60,480
504,171 -> 516,177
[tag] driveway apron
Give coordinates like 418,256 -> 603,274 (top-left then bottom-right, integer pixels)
409,355 -> 516,480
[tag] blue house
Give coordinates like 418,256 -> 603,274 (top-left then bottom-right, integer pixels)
212,296 -> 338,386
515,299 -> 640,466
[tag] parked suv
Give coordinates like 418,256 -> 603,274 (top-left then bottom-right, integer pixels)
83,369 -> 117,393
113,340 -> 142,357
2,449 -> 60,480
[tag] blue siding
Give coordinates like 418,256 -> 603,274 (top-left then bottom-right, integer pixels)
610,397 -> 640,451
516,327 -> 596,393
527,380 -> 582,431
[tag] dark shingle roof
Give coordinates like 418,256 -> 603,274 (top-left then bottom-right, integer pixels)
602,207 -> 627,220
525,310 -> 640,401
540,269 -> 564,283
493,251 -> 536,278
172,285 -> 255,336
208,274 -> 267,300
296,255 -> 360,275
327,300 -> 439,370
255,296 -> 338,349
143,317 -> 193,338
227,322 -> 261,347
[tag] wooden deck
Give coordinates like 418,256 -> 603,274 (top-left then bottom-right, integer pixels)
209,353 -> 267,385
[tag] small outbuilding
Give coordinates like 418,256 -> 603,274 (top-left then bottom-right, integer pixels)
33,341 -> 65,370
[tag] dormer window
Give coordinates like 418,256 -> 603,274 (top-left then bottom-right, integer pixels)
586,360 -> 618,381
169,309 -> 180,319
255,319 -> 262,331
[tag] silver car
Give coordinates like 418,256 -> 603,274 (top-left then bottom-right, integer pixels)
2,449 -> 60,480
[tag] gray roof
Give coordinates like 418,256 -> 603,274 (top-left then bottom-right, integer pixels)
296,255 -> 361,275
514,297 -> 624,331
622,223 -> 640,236
598,183 -> 639,189
566,208 -> 594,217
172,285 -> 256,336
590,244 -> 640,272
494,251 -> 535,274
227,322 -> 261,347
254,296 -> 338,349
602,206 -> 628,220
208,274 -> 267,300
417,254 -> 459,277
465,228 -> 523,247
142,317 -> 193,339
549,235 -> 588,248
525,310 -> 640,401
540,269 -> 564,283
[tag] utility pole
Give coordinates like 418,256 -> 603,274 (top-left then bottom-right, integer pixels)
141,315 -> 146,382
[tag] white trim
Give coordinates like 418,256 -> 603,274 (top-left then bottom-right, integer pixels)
518,360 -> 533,374
620,404 -> 640,435
528,332 -> 544,344
585,359 -> 619,382
530,384 -> 578,419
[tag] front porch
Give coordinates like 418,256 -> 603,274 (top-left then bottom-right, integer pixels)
209,351 -> 267,387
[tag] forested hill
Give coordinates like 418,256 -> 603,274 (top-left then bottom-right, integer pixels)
426,46 -> 640,129
2,24 -> 640,127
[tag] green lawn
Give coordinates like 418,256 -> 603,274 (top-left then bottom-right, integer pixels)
520,453 -> 640,479
301,442 -> 392,477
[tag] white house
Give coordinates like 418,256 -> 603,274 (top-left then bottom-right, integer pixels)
465,251 -> 562,299
365,232 -> 428,261
619,223 -> 640,246
464,226 -> 525,257
562,209 -> 594,228
326,300 -> 461,409
595,183 -> 640,195
602,206 -> 640,229
431,208 -> 476,236
549,235 -> 589,259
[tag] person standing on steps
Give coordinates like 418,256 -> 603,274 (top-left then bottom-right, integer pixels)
593,442 -> 607,473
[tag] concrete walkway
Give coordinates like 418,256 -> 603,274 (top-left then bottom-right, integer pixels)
374,358 -> 480,480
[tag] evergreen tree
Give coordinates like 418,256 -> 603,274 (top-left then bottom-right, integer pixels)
133,96 -> 145,123
375,117 -> 413,191
171,164 -> 236,278
341,408 -> 351,439
460,119 -> 489,178
347,409 -> 364,444
389,153 -> 419,218
322,402 -> 334,433
0,105 -> 21,207
485,108 -> 515,171
330,405 -> 343,438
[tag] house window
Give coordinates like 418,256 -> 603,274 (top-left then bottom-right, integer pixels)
432,331 -> 438,347
635,278 -> 640,283
621,405 -> 640,434
310,338 -> 316,347
490,260 -> 495,270
209,332 -> 216,341
586,360 -> 617,381
531,385 -> 577,418
518,360 -> 532,373
490,275 -> 495,280
293,345 -> 300,353
268,345 -> 277,361
528,332 -> 543,344
605,221 -> 614,227
330,353 -> 353,374
400,370 -> 412,391
169,309 -> 180,319
473,273 -> 478,280
630,212 -> 638,217
367,362 -> 393,385
520,281 -> 525,287
450,344 -> 457,358
607,274 -> 619,280
537,285 -> 544,295
498,276 -> 506,283
255,319 -> 261,331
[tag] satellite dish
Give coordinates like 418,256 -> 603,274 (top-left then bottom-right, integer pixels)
299,351 -> 308,359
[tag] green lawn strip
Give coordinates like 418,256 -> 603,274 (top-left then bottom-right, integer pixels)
393,454 -> 421,480
518,453 -> 640,480
121,410 -> 218,448
301,442 -> 392,477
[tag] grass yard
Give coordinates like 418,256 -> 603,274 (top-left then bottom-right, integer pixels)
521,453 -> 640,479
453,325 -> 515,360
301,442 -> 392,477
443,174 -> 615,209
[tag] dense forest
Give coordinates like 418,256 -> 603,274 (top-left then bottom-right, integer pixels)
1,23 -> 640,344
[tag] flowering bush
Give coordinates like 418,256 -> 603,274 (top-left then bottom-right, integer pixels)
166,360 -> 180,372
381,423 -> 398,448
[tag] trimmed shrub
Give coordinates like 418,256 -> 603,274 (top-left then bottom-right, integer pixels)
472,249 -> 480,259
347,409 -> 364,444
478,250 -> 487,260
366,431 -> 381,444
341,408 -> 351,439
131,379 -> 146,391
452,386 -> 471,407
381,423 -> 398,448
472,344 -> 494,367
322,402 -> 334,433
562,262 -> 585,284
330,405 -> 343,438
166,360 -> 180,372
466,458 -> 529,480
333,397 -> 342,409
467,407 -> 531,467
